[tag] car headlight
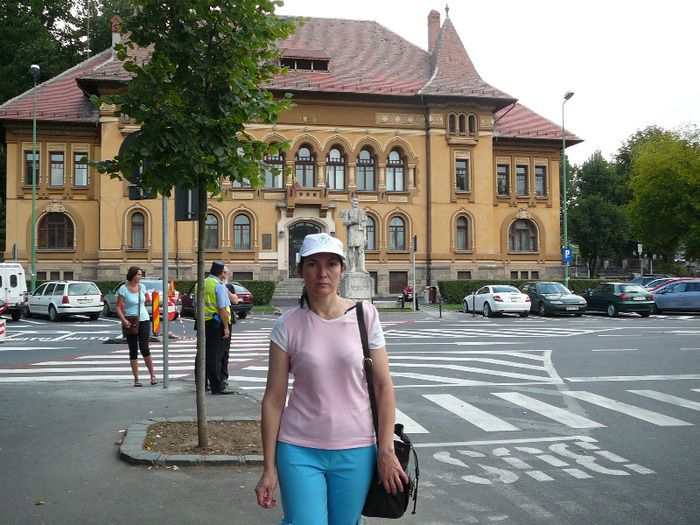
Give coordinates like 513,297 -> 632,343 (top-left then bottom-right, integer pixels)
550,300 -> 563,305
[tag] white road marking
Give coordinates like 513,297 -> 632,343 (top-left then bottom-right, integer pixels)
562,391 -> 692,426
492,392 -> 605,429
423,394 -> 519,431
567,374 -> 700,382
628,389 -> 700,411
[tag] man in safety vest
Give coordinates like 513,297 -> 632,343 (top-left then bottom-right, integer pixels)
196,260 -> 232,395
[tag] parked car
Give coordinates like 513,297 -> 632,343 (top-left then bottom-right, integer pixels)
0,262 -> 28,321
26,281 -> 103,321
462,285 -> 530,317
0,299 -> 8,317
645,277 -> 694,291
652,279 -> 700,313
103,279 -> 181,318
519,281 -> 587,316
582,282 -> 654,317
181,281 -> 253,319
628,274 -> 671,287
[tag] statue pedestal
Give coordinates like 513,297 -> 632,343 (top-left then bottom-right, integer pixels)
340,272 -> 373,301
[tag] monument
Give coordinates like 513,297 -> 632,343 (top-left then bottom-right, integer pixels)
339,198 -> 374,300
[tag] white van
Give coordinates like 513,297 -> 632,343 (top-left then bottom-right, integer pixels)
0,263 -> 28,321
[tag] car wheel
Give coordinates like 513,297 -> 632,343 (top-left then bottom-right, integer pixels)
89,312 -> 100,321
519,311 -> 529,317
48,304 -> 60,322
103,302 -> 112,317
483,302 -> 493,317
538,302 -> 547,317
11,310 -> 21,321
639,311 -> 651,318
237,311 -> 248,319
606,302 -> 618,317
574,312 -> 583,317
462,300 -> 469,313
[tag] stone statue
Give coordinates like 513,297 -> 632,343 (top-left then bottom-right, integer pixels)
339,198 -> 367,273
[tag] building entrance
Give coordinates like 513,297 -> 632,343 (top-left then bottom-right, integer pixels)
288,222 -> 321,277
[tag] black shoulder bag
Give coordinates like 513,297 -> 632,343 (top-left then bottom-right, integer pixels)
356,301 -> 418,518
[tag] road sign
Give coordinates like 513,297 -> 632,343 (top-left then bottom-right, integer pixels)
562,248 -> 573,262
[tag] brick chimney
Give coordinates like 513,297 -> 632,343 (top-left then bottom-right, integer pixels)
111,15 -> 122,46
428,10 -> 440,51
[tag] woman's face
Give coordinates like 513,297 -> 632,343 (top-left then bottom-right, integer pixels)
131,269 -> 143,283
299,253 -> 344,298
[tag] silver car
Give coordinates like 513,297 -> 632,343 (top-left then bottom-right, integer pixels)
26,281 -> 103,321
653,280 -> 700,313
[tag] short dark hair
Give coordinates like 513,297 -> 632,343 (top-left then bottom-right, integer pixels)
126,266 -> 141,281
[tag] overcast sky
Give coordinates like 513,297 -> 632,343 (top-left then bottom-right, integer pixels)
276,0 -> 700,167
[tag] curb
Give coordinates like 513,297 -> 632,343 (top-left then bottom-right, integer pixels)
120,416 -> 264,467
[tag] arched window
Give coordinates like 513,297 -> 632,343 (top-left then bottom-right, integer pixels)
205,213 -> 219,250
458,114 -> 466,134
448,114 -> 456,134
356,148 -> 376,191
234,214 -> 251,250
131,212 -> 145,249
468,114 -> 478,134
389,216 -> 406,250
326,147 -> 346,190
456,216 -> 469,250
386,149 -> 405,192
263,147 -> 285,188
366,216 -> 376,250
38,213 -> 74,249
509,219 -> 537,252
295,146 -> 315,187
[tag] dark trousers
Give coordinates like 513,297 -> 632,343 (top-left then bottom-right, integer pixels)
220,323 -> 232,385
204,319 -> 227,393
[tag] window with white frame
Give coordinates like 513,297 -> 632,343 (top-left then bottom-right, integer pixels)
74,153 -> 88,186
356,148 -> 376,191
234,214 -> 251,250
295,146 -> 315,187
366,216 -> 376,250
389,216 -> 406,250
386,149 -> 405,191
326,147 -> 346,190
50,152 -> 64,186
456,216 -> 469,250
535,165 -> 547,196
509,219 -> 537,252
205,213 -> 219,250
131,212 -> 145,249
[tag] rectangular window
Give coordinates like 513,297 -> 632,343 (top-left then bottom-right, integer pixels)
74,153 -> 88,186
497,164 -> 509,196
389,271 -> 408,295
232,271 -> 253,280
456,159 -> 469,191
63,271 -> 74,280
520,271 -> 529,279
516,165 -> 528,196
535,166 -> 547,196
50,152 -> 64,186
50,271 -> 60,280
531,270 -> 540,279
457,270 -> 472,280
37,271 -> 47,280
25,151 -> 39,185
510,271 -> 519,279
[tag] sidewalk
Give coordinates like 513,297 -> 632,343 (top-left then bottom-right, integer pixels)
0,306 -> 444,524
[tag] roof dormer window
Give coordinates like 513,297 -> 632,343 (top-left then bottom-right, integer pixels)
280,48 -> 330,71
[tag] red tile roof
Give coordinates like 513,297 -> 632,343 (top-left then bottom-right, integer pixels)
0,48 -> 113,124
495,102 -> 582,144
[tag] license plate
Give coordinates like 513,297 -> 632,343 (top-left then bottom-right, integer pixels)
566,306 -> 578,310
78,298 -> 91,304
633,297 -> 646,301
511,297 -> 519,302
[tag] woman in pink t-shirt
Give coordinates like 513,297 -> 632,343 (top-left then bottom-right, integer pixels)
255,233 -> 407,524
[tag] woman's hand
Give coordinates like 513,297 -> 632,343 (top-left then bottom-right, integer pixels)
377,448 -> 409,495
255,470 -> 278,509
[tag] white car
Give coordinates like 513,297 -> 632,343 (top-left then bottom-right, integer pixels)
462,285 -> 531,317
26,281 -> 103,321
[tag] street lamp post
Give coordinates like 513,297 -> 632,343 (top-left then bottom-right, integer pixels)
561,91 -> 574,289
30,64 -> 40,293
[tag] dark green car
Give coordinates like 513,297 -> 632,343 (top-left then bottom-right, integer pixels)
520,281 -> 587,316
583,282 -> 654,317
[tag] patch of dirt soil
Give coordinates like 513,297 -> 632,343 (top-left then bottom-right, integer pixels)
146,420 -> 263,456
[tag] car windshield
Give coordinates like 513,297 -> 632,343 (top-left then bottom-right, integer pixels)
140,280 -> 164,291
231,283 -> 249,294
68,283 -> 100,295
619,284 -> 646,293
540,283 -> 569,294
493,286 -> 519,293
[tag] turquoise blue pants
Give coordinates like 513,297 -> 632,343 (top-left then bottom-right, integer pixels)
276,441 -> 377,525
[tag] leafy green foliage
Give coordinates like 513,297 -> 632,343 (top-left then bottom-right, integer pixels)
88,0 -> 299,197
568,195 -> 630,277
437,279 -> 605,304
626,125 -> 700,261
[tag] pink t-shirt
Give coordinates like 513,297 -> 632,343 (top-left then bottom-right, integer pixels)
268,301 -> 386,450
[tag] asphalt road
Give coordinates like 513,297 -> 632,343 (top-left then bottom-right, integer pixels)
1,309 -> 699,524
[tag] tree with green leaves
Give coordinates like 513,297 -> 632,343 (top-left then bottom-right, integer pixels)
626,124 -> 700,263
89,0 -> 298,447
568,194 -> 630,277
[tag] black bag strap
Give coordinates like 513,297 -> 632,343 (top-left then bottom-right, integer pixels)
357,301 -> 419,514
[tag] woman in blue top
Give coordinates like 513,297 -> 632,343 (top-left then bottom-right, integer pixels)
116,266 -> 156,387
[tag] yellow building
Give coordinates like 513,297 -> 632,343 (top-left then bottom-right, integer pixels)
0,11 -> 580,296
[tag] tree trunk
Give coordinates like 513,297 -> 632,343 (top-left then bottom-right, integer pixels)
196,180 -> 208,448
